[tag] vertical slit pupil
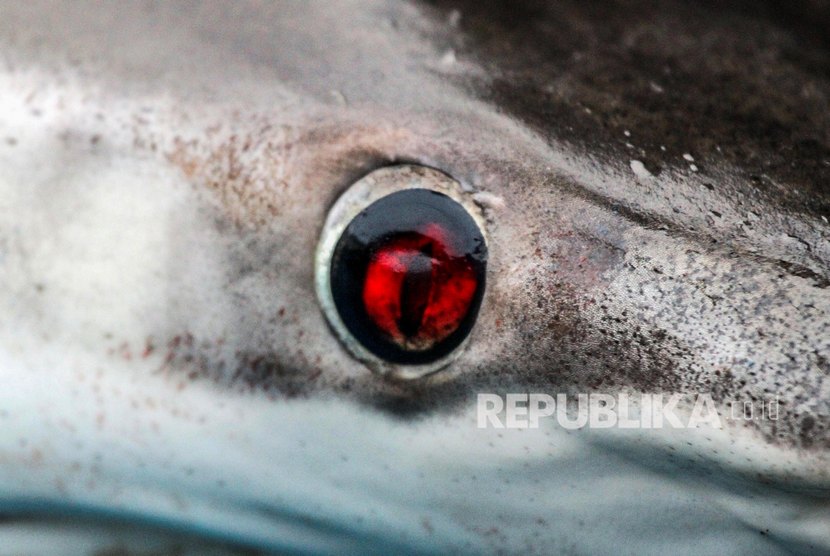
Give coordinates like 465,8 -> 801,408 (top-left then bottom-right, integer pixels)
399,248 -> 434,338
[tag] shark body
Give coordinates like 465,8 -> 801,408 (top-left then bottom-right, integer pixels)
0,1 -> 828,554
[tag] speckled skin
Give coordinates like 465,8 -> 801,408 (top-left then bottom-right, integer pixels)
0,1 -> 828,554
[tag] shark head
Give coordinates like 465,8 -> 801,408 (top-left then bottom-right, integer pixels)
0,1 -> 828,554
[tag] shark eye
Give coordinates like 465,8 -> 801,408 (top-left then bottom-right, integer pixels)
315,166 -> 487,379
332,190 -> 486,360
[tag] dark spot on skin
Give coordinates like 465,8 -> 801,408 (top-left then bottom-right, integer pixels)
801,415 -> 816,447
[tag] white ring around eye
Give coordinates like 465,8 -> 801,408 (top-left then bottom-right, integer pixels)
314,164 -> 489,380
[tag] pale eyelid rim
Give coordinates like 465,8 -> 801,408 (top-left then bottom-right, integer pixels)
314,164 -> 489,380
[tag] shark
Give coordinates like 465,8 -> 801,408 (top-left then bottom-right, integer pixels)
0,0 -> 828,553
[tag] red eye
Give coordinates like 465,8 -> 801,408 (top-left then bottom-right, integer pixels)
362,224 -> 479,351
329,188 -> 487,365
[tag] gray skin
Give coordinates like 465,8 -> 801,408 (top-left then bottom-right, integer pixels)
0,0 -> 828,554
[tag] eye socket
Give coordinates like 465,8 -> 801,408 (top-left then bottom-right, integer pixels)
315,165 -> 488,379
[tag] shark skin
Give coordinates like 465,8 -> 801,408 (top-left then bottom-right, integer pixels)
0,1 -> 828,554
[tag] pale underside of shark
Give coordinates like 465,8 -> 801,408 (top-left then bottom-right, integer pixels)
0,1 -> 828,554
